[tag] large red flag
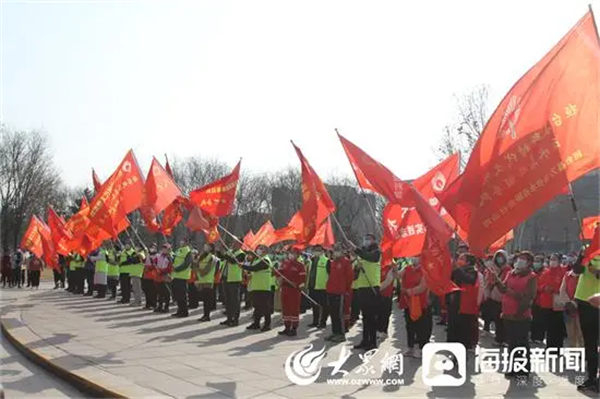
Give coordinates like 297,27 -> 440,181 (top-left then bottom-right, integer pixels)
249,221 -> 276,250
145,157 -> 182,214
489,229 -> 515,253
161,199 -> 184,236
292,143 -> 336,244
92,168 -> 102,192
39,228 -> 58,269
20,216 -> 50,259
440,11 -> 600,254
382,154 -> 460,257
184,205 -> 219,243
88,150 -> 145,235
242,230 -> 255,251
308,218 -> 335,248
583,224 -> 600,264
189,161 -> 241,217
164,154 -> 174,178
47,207 -> 72,255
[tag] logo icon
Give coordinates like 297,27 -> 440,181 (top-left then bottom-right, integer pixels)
122,161 -> 132,173
500,95 -> 521,139
431,172 -> 447,193
284,344 -> 327,386
422,343 -> 466,387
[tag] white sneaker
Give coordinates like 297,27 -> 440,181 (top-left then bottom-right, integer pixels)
413,348 -> 422,359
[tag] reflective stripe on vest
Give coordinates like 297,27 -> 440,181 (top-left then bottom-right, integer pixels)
354,260 -> 381,289
314,256 -> 329,290
249,258 -> 272,292
172,246 -> 192,280
196,255 -> 216,284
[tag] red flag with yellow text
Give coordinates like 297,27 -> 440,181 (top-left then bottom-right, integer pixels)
190,161 -> 241,217
20,216 -> 50,259
440,12 -> 600,254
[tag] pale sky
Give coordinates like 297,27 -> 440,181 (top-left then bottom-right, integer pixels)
2,0 -> 598,187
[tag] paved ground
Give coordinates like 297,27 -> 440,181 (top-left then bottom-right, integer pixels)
0,282 -> 594,398
0,288 -> 84,398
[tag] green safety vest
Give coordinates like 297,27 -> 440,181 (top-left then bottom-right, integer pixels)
107,250 -> 119,277
225,250 -> 244,283
172,246 -> 192,280
249,257 -> 272,292
575,258 -> 600,302
196,254 -> 216,284
119,249 -> 136,274
95,250 -> 109,274
314,255 -> 329,290
70,255 -> 83,270
129,251 -> 145,278
354,259 -> 381,289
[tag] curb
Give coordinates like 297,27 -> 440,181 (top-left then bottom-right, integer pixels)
1,320 -> 126,398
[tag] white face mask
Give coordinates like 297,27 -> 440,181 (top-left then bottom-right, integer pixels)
549,260 -> 559,268
515,259 -> 528,271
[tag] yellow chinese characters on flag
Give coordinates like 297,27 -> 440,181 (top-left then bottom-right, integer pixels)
189,161 -> 241,217
440,11 -> 600,254
20,216 -> 50,259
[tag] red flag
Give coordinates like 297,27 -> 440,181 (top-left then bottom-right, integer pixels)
440,12 -> 600,253
88,150 -> 145,235
39,228 -> 58,269
185,206 -> 210,232
308,218 -> 335,248
583,224 -> 600,264
145,157 -> 182,214
165,154 -> 174,178
161,199 -> 184,236
582,216 -> 600,240
249,221 -> 276,250
489,229 -> 515,252
20,216 -> 50,259
242,230 -> 255,251
189,161 -> 241,217
47,207 -> 72,256
382,154 -> 460,257
92,168 -> 102,192
292,143 -> 336,244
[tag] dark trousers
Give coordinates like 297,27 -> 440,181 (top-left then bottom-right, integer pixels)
404,307 -> 433,349
107,278 -> 118,298
224,282 -> 241,322
53,269 -> 64,287
1,270 -> 10,287
351,289 -> 361,322
458,313 -> 478,349
66,268 -> 73,290
251,291 -> 271,326
200,287 -> 216,318
29,270 -> 40,287
188,283 -> 199,308
485,299 -> 505,343
309,289 -> 328,326
172,278 -> 188,316
328,293 -> 344,335
504,319 -> 531,375
119,273 -> 131,302
84,269 -> 94,294
357,287 -> 380,347
546,309 -> 566,350
531,304 -> 549,341
142,278 -> 157,308
577,300 -> 599,381
72,269 -> 84,293
95,285 -> 107,297
377,295 -> 393,334
157,282 -> 170,310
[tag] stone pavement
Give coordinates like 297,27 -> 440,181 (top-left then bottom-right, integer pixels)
0,282 -> 593,398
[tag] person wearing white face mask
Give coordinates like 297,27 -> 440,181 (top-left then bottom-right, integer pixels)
484,249 -> 512,346
494,251 -> 537,378
536,253 -> 567,351
242,245 -> 274,332
530,254 -> 547,344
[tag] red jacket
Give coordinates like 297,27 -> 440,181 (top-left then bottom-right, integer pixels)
536,266 -> 567,308
326,257 -> 353,295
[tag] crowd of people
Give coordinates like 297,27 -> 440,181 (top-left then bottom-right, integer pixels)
1,234 -> 599,393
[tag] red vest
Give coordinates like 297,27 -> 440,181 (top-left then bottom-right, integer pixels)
401,266 -> 428,310
459,277 -> 480,315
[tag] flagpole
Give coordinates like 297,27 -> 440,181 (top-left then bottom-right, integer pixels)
125,216 -> 148,251
567,182 -> 585,244
334,128 -> 383,237
217,223 -> 322,308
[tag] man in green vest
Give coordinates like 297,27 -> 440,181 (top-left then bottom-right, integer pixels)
69,253 -> 85,294
129,245 -> 146,307
242,245 -> 273,331
193,243 -> 218,322
573,254 -> 600,393
349,233 -> 381,351
217,241 -> 246,327
118,243 -> 135,304
307,245 -> 329,329
106,245 -> 120,300
91,246 -> 109,298
171,239 -> 193,318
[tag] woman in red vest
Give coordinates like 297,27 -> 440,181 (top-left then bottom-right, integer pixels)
559,263 -> 583,347
448,253 -> 480,351
325,245 -> 353,342
494,251 -> 537,378
398,257 -> 431,359
538,253 -> 567,350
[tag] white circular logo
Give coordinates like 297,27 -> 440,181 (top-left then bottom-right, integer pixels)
122,161 -> 132,173
431,172 -> 447,193
152,165 -> 161,176
284,344 -> 326,386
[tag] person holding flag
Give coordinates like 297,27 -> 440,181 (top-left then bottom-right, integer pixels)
106,245 -> 120,300
277,247 -> 306,337
325,244 -> 353,343
307,245 -> 329,329
171,239 -> 193,318
348,233 -> 381,351
193,243 -> 219,322
27,254 -> 44,289
242,245 -> 273,332
217,241 -> 246,327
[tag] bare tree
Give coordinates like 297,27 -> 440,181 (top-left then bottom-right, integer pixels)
437,84 -> 490,168
0,127 -> 63,251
